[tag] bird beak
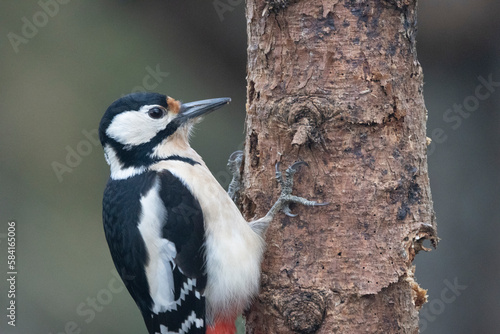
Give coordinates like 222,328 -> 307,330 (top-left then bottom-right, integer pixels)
176,97 -> 231,124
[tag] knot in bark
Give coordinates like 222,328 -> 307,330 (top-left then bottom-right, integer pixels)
274,289 -> 326,333
286,98 -> 322,126
275,97 -> 327,146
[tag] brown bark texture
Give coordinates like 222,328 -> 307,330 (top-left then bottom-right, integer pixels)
241,0 -> 437,333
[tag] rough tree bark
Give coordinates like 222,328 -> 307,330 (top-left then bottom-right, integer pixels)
240,0 -> 437,333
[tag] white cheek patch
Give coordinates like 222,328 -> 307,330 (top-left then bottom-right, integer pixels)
106,105 -> 173,146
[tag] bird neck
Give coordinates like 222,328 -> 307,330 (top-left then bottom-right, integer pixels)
151,131 -> 204,166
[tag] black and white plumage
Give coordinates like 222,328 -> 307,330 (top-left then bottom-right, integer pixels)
103,168 -> 206,334
99,92 -> 326,334
99,93 -> 262,334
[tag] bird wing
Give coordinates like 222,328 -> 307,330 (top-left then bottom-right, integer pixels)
143,169 -> 206,334
103,173 -> 156,316
103,170 -> 206,334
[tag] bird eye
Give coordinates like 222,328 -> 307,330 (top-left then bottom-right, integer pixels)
148,107 -> 165,119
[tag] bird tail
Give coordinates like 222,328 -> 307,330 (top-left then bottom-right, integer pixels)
206,318 -> 237,334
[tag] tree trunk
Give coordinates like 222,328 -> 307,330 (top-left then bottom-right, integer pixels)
241,0 -> 437,333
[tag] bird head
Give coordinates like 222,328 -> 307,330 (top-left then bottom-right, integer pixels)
99,92 -> 230,178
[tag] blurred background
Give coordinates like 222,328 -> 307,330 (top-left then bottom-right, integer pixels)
0,1 -> 498,333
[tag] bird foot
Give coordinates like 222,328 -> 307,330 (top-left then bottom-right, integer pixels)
227,150 -> 243,202
273,161 -> 329,217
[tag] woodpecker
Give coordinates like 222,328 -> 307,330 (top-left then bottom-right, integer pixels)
99,92 -> 326,334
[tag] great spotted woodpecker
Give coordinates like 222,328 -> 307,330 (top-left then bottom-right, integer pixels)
99,92 -> 326,334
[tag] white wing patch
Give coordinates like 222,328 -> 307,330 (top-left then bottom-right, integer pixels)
138,178 -> 203,316
158,311 -> 204,334
137,178 -> 177,313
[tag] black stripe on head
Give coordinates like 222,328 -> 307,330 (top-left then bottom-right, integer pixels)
100,92 -> 186,168
99,92 -> 169,146
104,120 -> 182,168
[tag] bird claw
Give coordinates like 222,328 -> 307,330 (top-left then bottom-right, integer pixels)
227,151 -> 244,202
282,205 -> 298,217
227,150 -> 243,171
289,161 -> 309,171
274,161 -> 328,217
285,161 -> 308,180
312,201 -> 330,206
275,162 -> 283,184
228,150 -> 243,161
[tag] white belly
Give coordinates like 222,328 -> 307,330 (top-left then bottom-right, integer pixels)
151,160 -> 265,321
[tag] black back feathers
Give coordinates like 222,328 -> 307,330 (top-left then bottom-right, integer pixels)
103,169 -> 207,334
